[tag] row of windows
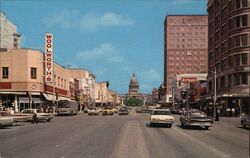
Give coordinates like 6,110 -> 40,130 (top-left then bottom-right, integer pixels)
168,44 -> 206,49
168,26 -> 206,31
168,56 -> 206,61
168,50 -> 206,55
169,38 -> 206,43
209,0 -> 248,19
209,73 -> 248,91
168,32 -> 206,37
230,34 -> 248,48
1,67 -> 68,89
2,67 -> 37,79
168,19 -> 206,25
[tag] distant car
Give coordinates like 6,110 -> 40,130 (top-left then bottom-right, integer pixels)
88,109 -> 99,115
180,109 -> 212,130
150,109 -> 174,127
102,107 -> 114,115
0,116 -> 15,127
118,107 -> 129,115
241,115 -> 249,128
170,107 -> 184,115
21,109 -> 53,122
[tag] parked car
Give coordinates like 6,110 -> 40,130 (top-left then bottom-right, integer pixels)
21,109 -> 53,122
118,107 -> 129,115
150,109 -> 174,127
180,109 -> 212,130
102,107 -> 114,115
88,109 -> 99,115
241,114 -> 249,128
0,116 -> 15,127
136,107 -> 148,113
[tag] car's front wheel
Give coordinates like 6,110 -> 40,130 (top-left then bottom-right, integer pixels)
168,124 -> 172,128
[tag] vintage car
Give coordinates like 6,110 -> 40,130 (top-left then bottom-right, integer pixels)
88,109 -> 99,115
21,109 -> 54,122
241,114 -> 249,128
136,107 -> 148,113
180,109 -> 212,130
118,107 -> 129,115
170,107 -> 184,115
0,116 -> 15,127
102,107 -> 114,115
150,109 -> 174,127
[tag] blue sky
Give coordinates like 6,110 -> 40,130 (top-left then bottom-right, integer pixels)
0,0 -> 207,94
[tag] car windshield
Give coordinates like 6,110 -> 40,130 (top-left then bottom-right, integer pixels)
152,110 -> 171,115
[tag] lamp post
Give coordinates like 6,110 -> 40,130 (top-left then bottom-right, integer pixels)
208,68 -> 217,121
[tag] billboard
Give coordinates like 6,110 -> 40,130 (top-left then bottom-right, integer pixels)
45,33 -> 53,83
181,77 -> 197,83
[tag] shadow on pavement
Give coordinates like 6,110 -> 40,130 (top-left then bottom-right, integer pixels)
237,126 -> 250,131
175,124 -> 210,130
146,123 -> 172,128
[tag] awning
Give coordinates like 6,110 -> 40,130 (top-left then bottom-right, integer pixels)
42,93 -> 71,101
58,96 -> 71,101
42,93 -> 56,101
0,92 -> 26,95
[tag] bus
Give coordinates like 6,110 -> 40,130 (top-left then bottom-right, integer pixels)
57,100 -> 78,116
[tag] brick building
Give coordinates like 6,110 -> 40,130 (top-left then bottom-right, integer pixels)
207,0 -> 250,114
164,15 -> 208,103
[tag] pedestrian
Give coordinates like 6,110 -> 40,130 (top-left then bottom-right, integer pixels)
32,111 -> 38,124
215,108 -> 220,121
231,108 -> 235,117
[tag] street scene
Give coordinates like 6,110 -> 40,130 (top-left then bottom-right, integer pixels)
0,110 -> 249,158
0,0 -> 250,158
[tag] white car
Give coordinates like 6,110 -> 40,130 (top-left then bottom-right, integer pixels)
21,109 -> 53,122
0,116 -> 15,127
150,109 -> 174,127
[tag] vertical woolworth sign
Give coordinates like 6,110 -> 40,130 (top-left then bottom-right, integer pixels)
45,33 -> 53,83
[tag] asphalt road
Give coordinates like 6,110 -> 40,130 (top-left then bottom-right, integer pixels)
0,109 -> 249,158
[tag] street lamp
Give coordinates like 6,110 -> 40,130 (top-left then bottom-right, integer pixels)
208,68 -> 217,121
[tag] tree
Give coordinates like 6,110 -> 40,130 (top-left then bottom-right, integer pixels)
125,97 -> 143,106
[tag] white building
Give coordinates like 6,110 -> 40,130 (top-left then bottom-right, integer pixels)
0,12 -> 21,49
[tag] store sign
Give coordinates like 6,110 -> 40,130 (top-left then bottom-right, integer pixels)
45,33 -> 53,83
181,77 -> 197,83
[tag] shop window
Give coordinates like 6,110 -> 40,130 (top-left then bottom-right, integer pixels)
31,67 -> 37,79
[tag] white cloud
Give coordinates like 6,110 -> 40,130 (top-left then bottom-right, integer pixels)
44,10 -> 135,31
75,43 -> 123,63
44,10 -> 79,28
80,12 -> 135,31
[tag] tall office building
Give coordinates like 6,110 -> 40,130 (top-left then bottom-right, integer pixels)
164,15 -> 208,103
0,12 -> 21,49
207,0 -> 250,111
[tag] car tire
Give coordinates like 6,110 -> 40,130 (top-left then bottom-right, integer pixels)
169,124 -> 172,128
150,122 -> 154,127
47,118 -> 51,122
205,126 -> 209,130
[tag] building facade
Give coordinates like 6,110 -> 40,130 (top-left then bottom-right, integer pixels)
0,48 -> 96,112
207,0 -> 250,114
0,12 -> 21,49
164,15 -> 208,103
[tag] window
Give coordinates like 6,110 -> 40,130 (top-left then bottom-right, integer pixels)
242,53 -> 247,65
235,15 -> 248,28
236,0 -> 248,8
228,74 -> 232,88
2,67 -> 8,79
221,76 -> 225,89
31,67 -> 37,79
242,15 -> 248,26
241,34 -> 248,45
235,73 -> 248,85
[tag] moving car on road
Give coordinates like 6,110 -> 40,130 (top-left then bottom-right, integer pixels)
118,107 -> 129,115
88,109 -> 99,115
150,109 -> 174,127
180,109 -> 212,130
102,107 -> 114,115
0,116 -> 15,127
21,109 -> 53,122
